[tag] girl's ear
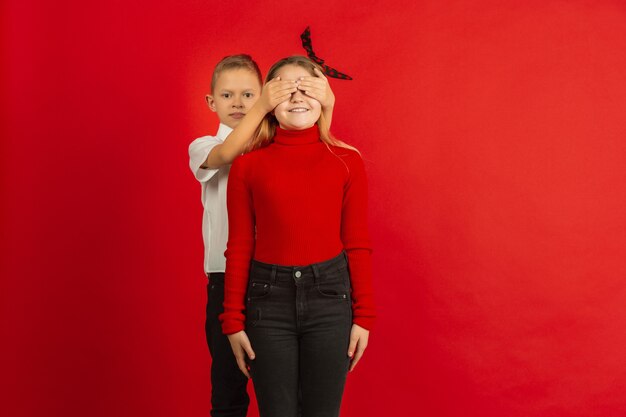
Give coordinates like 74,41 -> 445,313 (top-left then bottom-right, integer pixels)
206,94 -> 217,112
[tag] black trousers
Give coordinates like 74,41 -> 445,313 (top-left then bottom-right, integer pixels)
205,273 -> 250,417
245,252 -> 352,417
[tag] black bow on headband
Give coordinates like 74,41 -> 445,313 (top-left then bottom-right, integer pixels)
300,26 -> 353,80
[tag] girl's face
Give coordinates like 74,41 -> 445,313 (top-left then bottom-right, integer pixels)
273,65 -> 322,130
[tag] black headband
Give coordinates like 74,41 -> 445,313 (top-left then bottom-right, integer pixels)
300,26 -> 353,80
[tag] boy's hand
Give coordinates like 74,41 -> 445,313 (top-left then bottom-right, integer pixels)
297,67 -> 335,110
347,324 -> 369,372
259,77 -> 298,113
227,330 -> 255,378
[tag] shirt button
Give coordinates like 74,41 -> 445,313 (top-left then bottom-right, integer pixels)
294,271 -> 302,278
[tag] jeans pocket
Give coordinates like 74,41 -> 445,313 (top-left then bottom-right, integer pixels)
316,280 -> 349,300
247,281 -> 271,301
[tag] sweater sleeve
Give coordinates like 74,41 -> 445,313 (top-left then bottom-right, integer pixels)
219,156 -> 255,334
341,152 -> 376,330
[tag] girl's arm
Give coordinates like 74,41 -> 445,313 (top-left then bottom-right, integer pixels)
341,152 -> 375,328
220,155 -> 257,376
340,151 -> 375,371
220,156 -> 255,334
202,78 -> 298,169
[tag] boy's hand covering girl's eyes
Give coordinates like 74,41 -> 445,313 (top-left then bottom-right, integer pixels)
259,77 -> 299,113
227,330 -> 256,378
347,324 -> 369,372
296,67 -> 335,110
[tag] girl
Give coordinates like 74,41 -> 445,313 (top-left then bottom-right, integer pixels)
220,56 -> 375,417
189,54 -> 334,417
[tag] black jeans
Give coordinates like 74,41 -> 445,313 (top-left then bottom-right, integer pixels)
206,273 -> 250,417
245,252 -> 352,417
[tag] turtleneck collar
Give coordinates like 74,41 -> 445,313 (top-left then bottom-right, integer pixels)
273,124 -> 321,146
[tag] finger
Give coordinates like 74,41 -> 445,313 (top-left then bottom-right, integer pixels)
262,77 -> 279,90
265,80 -> 292,95
301,90 -> 322,101
297,84 -> 324,94
313,66 -> 327,79
349,337 -> 367,371
271,93 -> 295,104
298,78 -> 325,89
272,79 -> 298,88
347,336 -> 358,359
236,355 -> 251,379
349,343 -> 367,372
272,85 -> 298,95
232,345 -> 251,378
296,82 -> 323,92
268,88 -> 296,106
271,84 -> 298,96
297,86 -> 323,97
242,338 -> 256,361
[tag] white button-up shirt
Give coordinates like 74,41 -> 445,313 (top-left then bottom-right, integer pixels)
188,123 -> 233,273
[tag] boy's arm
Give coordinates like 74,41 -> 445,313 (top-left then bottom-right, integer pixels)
202,78 -> 298,169
189,136 -> 221,182
297,67 -> 336,128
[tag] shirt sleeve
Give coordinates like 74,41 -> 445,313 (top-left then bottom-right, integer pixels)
341,151 -> 376,330
189,136 -> 221,182
219,155 -> 256,334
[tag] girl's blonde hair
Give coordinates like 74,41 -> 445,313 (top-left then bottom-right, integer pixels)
246,55 -> 358,153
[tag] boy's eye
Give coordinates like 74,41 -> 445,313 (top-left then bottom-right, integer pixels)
243,93 -> 254,98
221,93 -> 231,98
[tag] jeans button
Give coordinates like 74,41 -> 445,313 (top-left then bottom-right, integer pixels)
294,270 -> 302,278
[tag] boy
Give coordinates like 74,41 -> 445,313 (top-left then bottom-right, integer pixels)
188,54 -> 335,417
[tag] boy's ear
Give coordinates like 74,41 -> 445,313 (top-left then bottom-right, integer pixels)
206,94 -> 217,112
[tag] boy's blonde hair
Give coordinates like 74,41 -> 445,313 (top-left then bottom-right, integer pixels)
246,55 -> 357,154
211,54 -> 262,93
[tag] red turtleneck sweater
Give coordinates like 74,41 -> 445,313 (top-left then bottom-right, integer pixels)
220,125 -> 375,334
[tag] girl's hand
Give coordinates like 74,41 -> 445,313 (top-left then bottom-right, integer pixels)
258,77 -> 298,113
347,324 -> 369,372
227,330 -> 256,378
296,67 -> 335,110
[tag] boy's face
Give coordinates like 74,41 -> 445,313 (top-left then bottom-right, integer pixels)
206,68 -> 261,129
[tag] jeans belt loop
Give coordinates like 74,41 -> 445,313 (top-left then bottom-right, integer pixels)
311,263 -> 321,284
271,265 -> 277,285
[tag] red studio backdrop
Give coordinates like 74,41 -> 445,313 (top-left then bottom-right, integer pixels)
2,1 -> 626,416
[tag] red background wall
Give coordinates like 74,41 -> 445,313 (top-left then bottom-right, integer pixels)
2,1 -> 626,416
